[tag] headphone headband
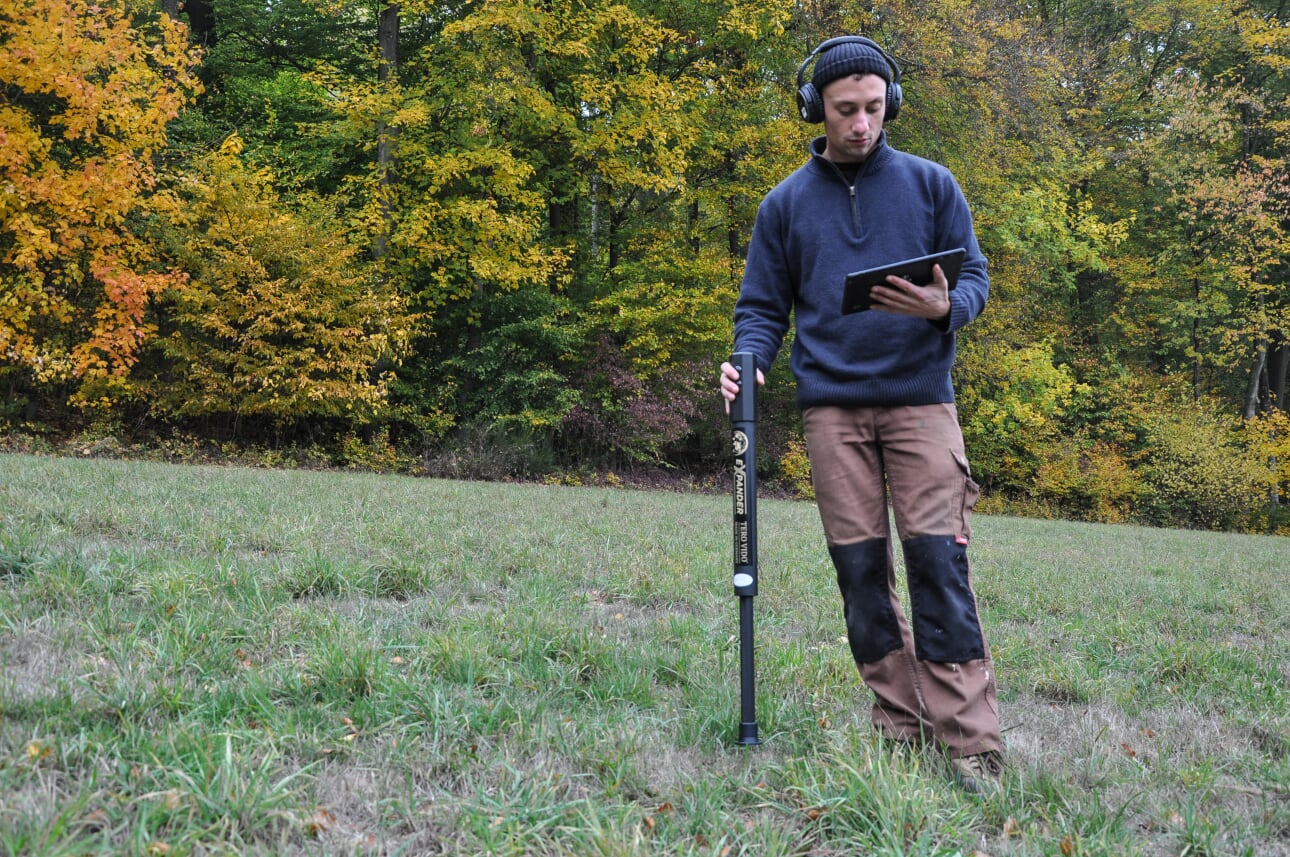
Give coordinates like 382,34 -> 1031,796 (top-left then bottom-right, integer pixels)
795,35 -> 903,123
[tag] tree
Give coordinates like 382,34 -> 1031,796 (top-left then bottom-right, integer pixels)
347,0 -> 802,455
0,0 -> 199,405
1056,0 -> 1290,416
139,135 -> 410,425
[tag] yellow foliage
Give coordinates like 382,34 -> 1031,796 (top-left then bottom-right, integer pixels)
1243,409 -> 1290,507
778,438 -> 815,502
0,0 -> 199,394
1034,439 -> 1139,524
1140,407 -> 1274,531
144,135 -> 411,420
717,0 -> 790,40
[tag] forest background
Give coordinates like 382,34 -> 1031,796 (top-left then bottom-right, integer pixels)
3,0 -> 1290,534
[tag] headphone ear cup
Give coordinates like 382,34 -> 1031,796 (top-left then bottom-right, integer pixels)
797,83 -> 824,123
886,81 -> 902,122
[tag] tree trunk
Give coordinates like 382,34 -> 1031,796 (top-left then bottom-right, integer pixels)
1269,340 -> 1289,412
378,5 -> 398,84
182,0 -> 215,47
1242,341 -> 1268,420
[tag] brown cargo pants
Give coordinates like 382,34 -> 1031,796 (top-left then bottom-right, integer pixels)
803,403 -> 1001,758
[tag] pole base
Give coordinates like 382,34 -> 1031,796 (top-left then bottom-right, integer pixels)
737,721 -> 761,746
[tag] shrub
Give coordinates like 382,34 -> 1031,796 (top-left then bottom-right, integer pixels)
1033,438 -> 1139,524
1239,408 -> 1290,534
559,339 -> 706,467
422,421 -> 559,481
958,340 -> 1087,496
1137,408 -> 1274,531
778,437 -> 815,501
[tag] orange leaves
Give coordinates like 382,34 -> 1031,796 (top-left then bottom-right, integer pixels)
0,0 -> 199,392
24,739 -> 53,765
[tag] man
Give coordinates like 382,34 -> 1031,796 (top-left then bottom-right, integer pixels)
719,36 -> 1004,791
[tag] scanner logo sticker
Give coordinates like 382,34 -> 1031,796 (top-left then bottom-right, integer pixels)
731,430 -> 749,457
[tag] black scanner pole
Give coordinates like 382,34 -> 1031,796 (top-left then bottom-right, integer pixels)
729,352 -> 761,746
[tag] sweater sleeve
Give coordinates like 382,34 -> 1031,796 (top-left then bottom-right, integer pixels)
732,194 -> 795,374
938,172 -> 989,335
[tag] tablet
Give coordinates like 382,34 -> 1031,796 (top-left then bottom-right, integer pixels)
841,248 -> 966,314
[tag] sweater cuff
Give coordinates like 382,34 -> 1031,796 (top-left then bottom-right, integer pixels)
938,294 -> 968,334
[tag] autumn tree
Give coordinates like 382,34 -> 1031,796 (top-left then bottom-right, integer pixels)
138,135 -> 410,426
0,0 -> 199,408
1052,0 -> 1290,413
324,0 -> 806,461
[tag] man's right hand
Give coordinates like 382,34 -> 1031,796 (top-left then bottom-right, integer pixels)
719,361 -> 766,414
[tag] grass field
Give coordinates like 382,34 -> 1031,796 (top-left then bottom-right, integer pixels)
0,452 -> 1287,856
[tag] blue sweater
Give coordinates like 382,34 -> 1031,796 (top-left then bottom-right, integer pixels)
733,134 -> 988,409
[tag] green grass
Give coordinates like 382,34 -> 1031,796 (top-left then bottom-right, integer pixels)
0,452 -> 1286,856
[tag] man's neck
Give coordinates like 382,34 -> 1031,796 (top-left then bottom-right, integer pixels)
830,159 -> 863,183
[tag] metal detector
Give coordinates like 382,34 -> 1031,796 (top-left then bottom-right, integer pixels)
729,352 -> 761,745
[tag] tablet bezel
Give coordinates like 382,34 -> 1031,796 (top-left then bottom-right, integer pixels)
841,248 -> 966,314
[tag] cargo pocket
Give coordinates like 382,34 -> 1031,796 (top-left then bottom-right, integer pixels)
950,450 -> 979,543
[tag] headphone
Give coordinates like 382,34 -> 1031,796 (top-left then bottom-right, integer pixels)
795,36 -> 903,124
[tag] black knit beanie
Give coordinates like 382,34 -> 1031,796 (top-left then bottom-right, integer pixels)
811,40 -> 893,92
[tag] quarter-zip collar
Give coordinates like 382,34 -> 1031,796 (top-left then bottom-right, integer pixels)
807,131 -> 892,181
807,132 -> 892,235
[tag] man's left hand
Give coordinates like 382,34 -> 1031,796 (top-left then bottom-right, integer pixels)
869,264 -> 952,322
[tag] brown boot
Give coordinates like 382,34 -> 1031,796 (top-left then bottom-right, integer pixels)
951,750 -> 1004,793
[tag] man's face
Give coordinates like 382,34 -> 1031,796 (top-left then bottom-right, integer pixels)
821,74 -> 888,163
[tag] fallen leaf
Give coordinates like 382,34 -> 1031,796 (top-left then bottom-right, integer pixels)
1121,743 -> 1136,758
80,808 -> 110,832
307,809 -> 339,836
1060,834 -> 1076,855
1003,816 -> 1020,836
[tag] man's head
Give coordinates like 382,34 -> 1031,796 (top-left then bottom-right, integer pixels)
796,37 -> 902,124
796,37 -> 903,164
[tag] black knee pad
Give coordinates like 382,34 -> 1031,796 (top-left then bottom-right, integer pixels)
902,535 -> 985,662
829,539 -> 903,663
